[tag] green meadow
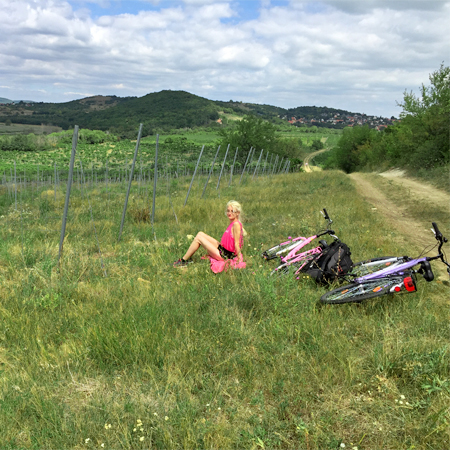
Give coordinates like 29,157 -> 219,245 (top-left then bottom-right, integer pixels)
0,170 -> 448,449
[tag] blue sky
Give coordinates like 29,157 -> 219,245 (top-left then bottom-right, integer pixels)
1,0 -> 448,117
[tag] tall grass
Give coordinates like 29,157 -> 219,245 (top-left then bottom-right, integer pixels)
0,171 -> 448,449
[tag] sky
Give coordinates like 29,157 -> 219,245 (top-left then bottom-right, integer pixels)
0,0 -> 448,118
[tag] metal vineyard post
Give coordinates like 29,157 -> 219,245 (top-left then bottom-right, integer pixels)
202,145 -> 220,198
119,124 -> 143,242
184,145 -> 204,206
239,147 -> 253,185
228,147 -> 238,187
58,126 -> 79,263
216,144 -> 230,190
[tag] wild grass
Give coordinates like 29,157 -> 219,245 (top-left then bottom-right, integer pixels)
0,170 -> 449,449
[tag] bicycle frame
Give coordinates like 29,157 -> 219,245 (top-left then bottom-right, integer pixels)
320,222 -> 450,304
272,244 -> 322,275
355,223 -> 450,283
354,256 -> 426,282
267,235 -> 310,259
263,208 -> 334,261
270,209 -> 340,276
281,234 -> 323,263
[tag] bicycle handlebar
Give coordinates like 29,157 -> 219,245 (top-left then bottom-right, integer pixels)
428,222 -> 450,274
317,229 -> 335,238
432,222 -> 448,243
322,208 -> 330,221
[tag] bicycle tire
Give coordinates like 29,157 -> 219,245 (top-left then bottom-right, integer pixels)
350,256 -> 409,277
320,276 -> 406,304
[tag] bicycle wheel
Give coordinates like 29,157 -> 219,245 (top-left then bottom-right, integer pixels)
350,256 -> 409,277
320,276 -> 406,304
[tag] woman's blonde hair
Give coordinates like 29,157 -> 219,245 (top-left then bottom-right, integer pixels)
226,200 -> 242,216
226,200 -> 247,236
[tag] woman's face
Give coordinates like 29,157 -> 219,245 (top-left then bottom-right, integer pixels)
226,206 -> 239,219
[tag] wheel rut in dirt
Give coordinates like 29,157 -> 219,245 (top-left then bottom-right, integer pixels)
349,172 -> 450,279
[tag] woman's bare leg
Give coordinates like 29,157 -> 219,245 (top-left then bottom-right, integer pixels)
183,232 -> 223,261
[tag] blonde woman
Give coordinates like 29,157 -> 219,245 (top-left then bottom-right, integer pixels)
173,200 -> 245,270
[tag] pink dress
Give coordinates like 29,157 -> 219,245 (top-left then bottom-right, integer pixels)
221,221 -> 244,253
205,221 -> 246,273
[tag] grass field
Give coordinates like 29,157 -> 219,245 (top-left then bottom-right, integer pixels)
0,169 -> 448,449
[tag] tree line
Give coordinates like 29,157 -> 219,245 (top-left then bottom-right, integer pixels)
322,64 -> 449,174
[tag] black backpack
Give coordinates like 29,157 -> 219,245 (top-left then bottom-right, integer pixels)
303,241 -> 353,284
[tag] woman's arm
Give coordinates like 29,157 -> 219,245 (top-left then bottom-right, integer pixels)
232,222 -> 242,257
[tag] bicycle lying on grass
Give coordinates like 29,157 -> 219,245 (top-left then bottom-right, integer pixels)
262,209 -> 352,280
320,222 -> 450,304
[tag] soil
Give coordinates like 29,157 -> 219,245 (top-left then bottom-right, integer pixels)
379,169 -> 450,209
349,170 -> 450,280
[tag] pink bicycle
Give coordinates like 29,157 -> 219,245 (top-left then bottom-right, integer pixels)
262,209 -> 341,276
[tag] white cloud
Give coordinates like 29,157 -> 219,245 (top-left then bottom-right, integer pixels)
0,0 -> 448,116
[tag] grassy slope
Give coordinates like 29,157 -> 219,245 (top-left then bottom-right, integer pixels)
0,171 -> 448,449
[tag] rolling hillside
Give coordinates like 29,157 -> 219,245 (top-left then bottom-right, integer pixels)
0,90 -> 358,137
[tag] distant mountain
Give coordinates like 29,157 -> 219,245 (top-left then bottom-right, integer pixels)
0,98 -> 36,104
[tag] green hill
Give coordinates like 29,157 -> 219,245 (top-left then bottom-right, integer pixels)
0,90 -> 358,137
0,91 -> 221,137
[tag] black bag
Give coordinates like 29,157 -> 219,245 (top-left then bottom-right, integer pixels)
304,241 -> 353,284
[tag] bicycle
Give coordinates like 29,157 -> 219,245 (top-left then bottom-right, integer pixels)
320,222 -> 450,304
262,209 -> 341,277
350,255 -> 410,277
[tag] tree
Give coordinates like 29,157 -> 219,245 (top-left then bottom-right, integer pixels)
218,115 -> 279,163
398,63 -> 449,118
397,63 -> 449,168
334,125 -> 377,173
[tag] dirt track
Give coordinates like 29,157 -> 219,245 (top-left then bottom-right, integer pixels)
349,171 -> 450,280
379,169 -> 450,208
303,149 -> 327,173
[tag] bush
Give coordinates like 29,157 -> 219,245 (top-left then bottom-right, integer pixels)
0,135 -> 37,152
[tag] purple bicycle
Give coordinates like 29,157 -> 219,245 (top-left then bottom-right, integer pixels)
320,222 -> 450,304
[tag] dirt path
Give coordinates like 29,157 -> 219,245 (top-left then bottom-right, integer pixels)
303,149 -> 327,173
379,169 -> 450,209
349,171 -> 450,279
